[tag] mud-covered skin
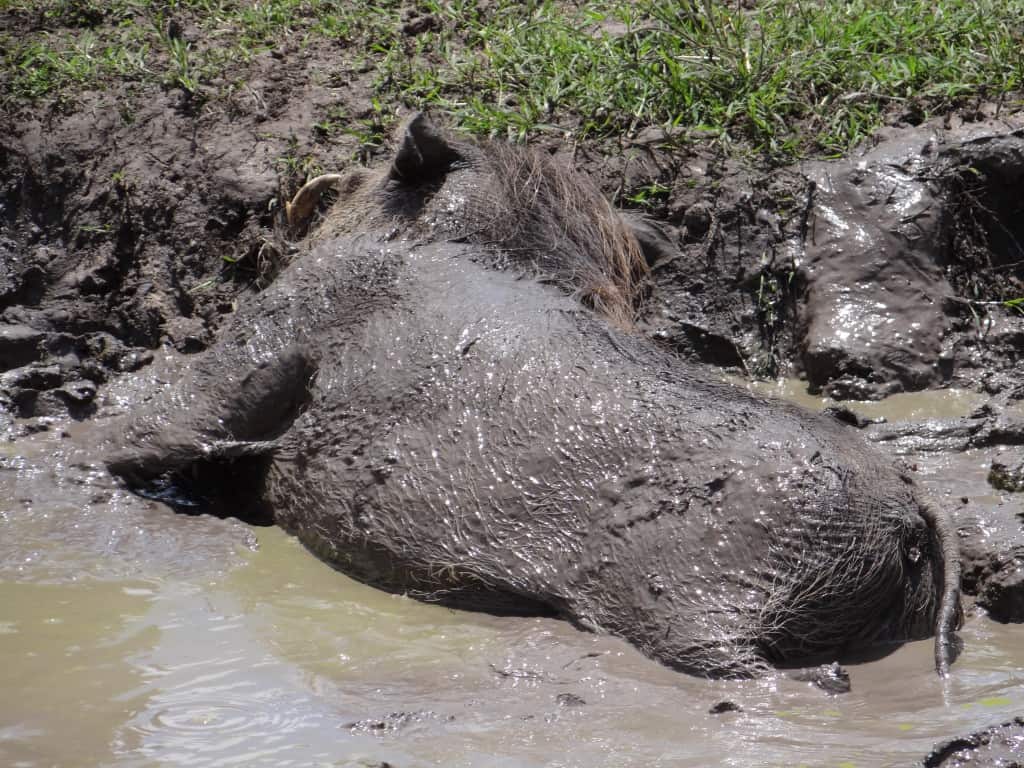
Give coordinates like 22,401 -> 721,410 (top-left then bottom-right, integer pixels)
109,116 -> 959,677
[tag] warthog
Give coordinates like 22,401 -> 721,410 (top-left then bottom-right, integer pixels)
108,114 -> 960,678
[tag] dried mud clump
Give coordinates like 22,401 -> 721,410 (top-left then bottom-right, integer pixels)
988,460 -> 1024,493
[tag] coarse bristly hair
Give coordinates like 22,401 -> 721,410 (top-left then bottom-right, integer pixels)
471,141 -> 648,327
296,116 -> 649,327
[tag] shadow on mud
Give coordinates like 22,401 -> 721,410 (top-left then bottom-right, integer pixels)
130,459 -> 276,527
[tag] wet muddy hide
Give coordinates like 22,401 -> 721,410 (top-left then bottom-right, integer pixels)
107,115 -> 960,679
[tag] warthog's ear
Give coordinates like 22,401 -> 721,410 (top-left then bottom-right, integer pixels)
390,113 -> 460,183
620,211 -> 679,269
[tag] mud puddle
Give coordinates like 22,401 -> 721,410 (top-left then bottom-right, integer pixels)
737,379 -> 989,423
2,381 -> 1023,768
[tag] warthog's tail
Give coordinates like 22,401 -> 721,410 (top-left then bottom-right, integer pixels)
919,499 -> 962,676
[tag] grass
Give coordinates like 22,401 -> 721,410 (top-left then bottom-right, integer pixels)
405,0 -> 1024,155
2,0 -> 1024,157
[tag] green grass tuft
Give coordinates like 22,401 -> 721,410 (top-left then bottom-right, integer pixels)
3,0 -> 1023,157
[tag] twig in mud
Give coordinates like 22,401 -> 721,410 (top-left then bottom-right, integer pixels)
145,151 -> 171,167
561,651 -> 607,669
489,663 -> 548,680
799,179 -> 816,244
701,207 -> 721,265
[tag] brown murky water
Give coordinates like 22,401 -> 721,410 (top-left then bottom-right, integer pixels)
2,367 -> 1022,768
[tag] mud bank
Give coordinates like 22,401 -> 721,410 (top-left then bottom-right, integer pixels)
3,74 -> 1024,410
640,115 -> 1024,401
2,57 -> 1023,419
0,12 -> 396,424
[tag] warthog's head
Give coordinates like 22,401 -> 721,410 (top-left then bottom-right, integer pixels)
288,113 -> 648,326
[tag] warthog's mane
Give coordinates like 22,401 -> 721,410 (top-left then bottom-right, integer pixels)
474,141 -> 648,326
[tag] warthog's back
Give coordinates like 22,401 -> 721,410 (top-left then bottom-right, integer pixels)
253,237 -> 944,676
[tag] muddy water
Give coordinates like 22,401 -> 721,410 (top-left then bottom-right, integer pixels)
2,370 -> 1022,768
738,378 -> 990,422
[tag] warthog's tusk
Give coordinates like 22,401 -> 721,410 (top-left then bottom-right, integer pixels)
286,173 -> 346,228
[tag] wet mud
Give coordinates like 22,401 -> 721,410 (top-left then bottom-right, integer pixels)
797,125 -> 1024,400
925,717 -> 1024,767
3,9 -> 1024,766
638,117 -> 1024,402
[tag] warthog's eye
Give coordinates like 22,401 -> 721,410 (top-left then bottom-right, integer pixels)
907,546 -> 922,564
